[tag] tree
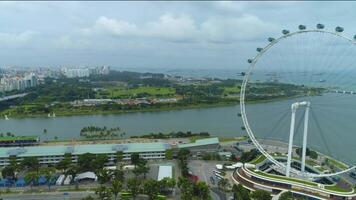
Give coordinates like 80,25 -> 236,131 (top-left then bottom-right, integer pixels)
112,169 -> 124,181
81,196 -> 95,200
40,167 -> 56,191
127,178 -> 141,200
21,157 -> 40,172
218,178 -> 230,191
178,177 -> 194,200
279,191 -> 293,200
143,180 -> 160,200
78,153 -> 96,171
250,190 -> 272,200
97,169 -> 111,185
2,166 -> 15,180
95,185 -> 112,200
110,179 -> 123,200
93,154 -> 108,171
194,181 -> 211,200
56,153 -> 72,172
177,149 -> 190,177
233,184 -> 250,200
165,149 -> 173,160
116,151 -> 123,163
66,163 -> 79,186
25,171 -> 39,189
133,159 -> 149,178
131,153 -> 140,166
160,177 -> 175,192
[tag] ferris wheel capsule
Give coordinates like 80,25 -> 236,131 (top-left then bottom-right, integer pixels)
256,47 -> 263,52
298,25 -> 306,30
335,26 -> 344,33
316,24 -> 325,29
282,30 -> 290,35
268,37 -> 275,42
247,59 -> 253,63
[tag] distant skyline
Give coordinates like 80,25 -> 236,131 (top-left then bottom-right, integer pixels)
0,1 -> 355,69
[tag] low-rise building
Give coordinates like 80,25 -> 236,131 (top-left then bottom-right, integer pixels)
177,137 -> 220,155
0,142 -> 169,167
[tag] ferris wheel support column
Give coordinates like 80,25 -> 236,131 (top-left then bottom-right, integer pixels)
286,103 -> 297,177
301,102 -> 311,172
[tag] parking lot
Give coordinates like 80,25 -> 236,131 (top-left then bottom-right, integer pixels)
188,160 -> 234,200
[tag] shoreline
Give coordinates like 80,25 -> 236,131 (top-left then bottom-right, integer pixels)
0,94 -> 309,119
1,101 -> 239,119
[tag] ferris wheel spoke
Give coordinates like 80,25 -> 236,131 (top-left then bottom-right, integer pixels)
241,27 -> 356,178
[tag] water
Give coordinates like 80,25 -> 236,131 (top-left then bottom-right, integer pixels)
0,93 -> 355,165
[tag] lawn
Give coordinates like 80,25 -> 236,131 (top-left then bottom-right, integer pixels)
324,185 -> 352,193
253,170 -> 318,186
253,170 -> 353,193
223,86 -> 240,95
328,158 -> 349,170
101,86 -> 176,98
249,155 -> 266,165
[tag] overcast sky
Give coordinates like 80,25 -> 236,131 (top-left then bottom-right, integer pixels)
0,1 -> 355,69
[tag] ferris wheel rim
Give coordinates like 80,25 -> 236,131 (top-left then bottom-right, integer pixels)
240,28 -> 356,178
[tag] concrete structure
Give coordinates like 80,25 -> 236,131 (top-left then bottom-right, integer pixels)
233,166 -> 356,200
177,137 -> 220,155
157,165 -> 172,181
287,101 -> 310,177
0,142 -> 169,167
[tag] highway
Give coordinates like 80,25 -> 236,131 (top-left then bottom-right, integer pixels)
1,191 -> 95,200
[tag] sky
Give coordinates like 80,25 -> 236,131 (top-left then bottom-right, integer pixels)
0,1 -> 356,69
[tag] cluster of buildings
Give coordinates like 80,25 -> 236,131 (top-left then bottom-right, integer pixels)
61,66 -> 110,78
70,98 -> 178,107
0,73 -> 38,92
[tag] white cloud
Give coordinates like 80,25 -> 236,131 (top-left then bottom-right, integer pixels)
201,14 -> 278,43
145,13 -> 199,42
82,13 -> 276,44
0,30 -> 38,46
93,16 -> 139,36
55,35 -> 90,49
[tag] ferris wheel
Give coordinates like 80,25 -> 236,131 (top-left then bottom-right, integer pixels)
240,24 -> 356,178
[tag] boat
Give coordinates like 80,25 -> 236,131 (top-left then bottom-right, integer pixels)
48,113 -> 51,117
4,115 -> 9,120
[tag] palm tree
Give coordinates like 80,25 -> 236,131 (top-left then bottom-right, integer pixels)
95,185 -> 112,200
110,179 -> 123,200
40,167 -> 56,191
96,169 -> 111,185
25,171 -> 39,190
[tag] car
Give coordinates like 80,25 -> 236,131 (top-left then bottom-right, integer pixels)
210,176 -> 215,185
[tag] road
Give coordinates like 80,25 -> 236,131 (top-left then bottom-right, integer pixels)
1,191 -> 95,200
188,160 -> 235,200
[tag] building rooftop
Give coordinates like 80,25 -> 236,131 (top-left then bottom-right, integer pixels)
157,165 -> 173,181
178,137 -> 219,148
0,142 -> 169,158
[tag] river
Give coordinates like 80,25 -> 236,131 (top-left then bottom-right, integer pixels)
0,93 -> 355,165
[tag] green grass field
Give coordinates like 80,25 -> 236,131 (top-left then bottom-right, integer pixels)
100,86 -> 176,98
253,170 -> 353,193
253,170 -> 318,186
328,158 -> 349,170
249,155 -> 266,165
223,86 -> 240,94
